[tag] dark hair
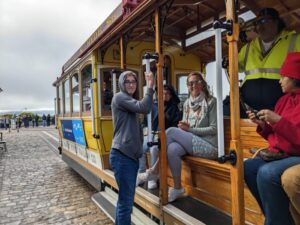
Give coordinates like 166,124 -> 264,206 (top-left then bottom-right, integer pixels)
257,8 -> 286,32
186,72 -> 211,99
163,84 -> 180,104
294,79 -> 300,88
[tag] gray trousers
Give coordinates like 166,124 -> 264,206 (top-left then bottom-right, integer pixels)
166,127 -> 216,177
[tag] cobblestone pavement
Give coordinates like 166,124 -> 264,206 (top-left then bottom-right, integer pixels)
0,128 -> 113,225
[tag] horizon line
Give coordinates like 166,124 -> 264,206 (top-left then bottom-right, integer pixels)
0,108 -> 55,113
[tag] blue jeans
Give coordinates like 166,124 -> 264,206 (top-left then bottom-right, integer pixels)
138,136 -> 158,173
109,148 -> 139,225
244,157 -> 300,225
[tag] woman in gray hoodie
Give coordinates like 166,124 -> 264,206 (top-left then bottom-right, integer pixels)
109,70 -> 154,225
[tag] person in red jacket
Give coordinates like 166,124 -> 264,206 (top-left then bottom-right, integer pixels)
244,52 -> 300,225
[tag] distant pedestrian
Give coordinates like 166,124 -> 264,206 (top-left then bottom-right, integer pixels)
17,117 -> 22,128
46,114 -> 51,126
30,116 -> 35,128
23,116 -> 29,128
28,115 -> 33,128
35,114 -> 39,127
4,117 -> 9,130
42,114 -> 46,127
51,116 -> 55,125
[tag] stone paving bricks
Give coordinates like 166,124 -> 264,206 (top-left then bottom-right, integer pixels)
0,129 -> 113,225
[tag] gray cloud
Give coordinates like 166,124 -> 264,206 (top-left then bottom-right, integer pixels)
0,0 -> 121,111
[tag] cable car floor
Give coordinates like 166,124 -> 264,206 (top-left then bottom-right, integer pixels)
141,183 -> 231,225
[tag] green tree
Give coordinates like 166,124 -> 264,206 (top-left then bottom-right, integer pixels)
19,112 -> 35,118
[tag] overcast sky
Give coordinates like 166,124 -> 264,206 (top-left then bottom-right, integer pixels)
0,0 -> 121,112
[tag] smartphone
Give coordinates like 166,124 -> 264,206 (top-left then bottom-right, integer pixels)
244,104 -> 259,119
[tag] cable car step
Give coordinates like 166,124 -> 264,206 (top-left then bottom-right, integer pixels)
168,196 -> 232,225
92,187 -> 158,225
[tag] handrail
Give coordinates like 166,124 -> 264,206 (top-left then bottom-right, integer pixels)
90,51 -> 100,139
112,71 -> 117,95
214,27 -> 225,158
144,55 -> 152,144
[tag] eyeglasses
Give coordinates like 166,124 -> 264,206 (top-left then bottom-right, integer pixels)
254,18 -> 274,26
187,80 -> 202,87
124,80 -> 137,85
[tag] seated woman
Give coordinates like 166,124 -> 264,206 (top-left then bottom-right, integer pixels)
138,84 -> 181,189
244,52 -> 300,225
137,71 -> 218,202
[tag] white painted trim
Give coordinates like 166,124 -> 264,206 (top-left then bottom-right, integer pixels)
163,204 -> 206,225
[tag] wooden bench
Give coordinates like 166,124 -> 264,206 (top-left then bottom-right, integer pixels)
175,118 -> 268,225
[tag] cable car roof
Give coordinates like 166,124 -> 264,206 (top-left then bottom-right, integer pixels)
57,0 -> 300,83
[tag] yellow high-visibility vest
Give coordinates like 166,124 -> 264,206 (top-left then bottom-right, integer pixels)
239,30 -> 300,83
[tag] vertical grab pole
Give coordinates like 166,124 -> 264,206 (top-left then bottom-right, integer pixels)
90,79 -> 95,136
112,70 -> 117,95
214,28 -> 225,158
120,35 -> 125,70
226,0 -> 244,224
155,8 -> 168,205
144,54 -> 153,144
91,52 -> 100,139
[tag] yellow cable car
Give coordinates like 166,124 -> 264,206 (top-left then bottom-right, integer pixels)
53,1 -> 300,224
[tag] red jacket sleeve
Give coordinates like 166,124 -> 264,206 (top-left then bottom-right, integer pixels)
257,123 -> 274,140
273,117 -> 300,147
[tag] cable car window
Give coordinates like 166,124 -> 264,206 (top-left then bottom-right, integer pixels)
102,69 -> 121,115
163,55 -> 171,85
72,74 -> 80,113
103,71 -> 113,110
63,79 -> 70,114
82,65 -> 92,112
58,84 -> 63,115
177,74 -> 188,94
177,74 -> 189,111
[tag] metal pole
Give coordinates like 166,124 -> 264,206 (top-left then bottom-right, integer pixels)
214,28 -> 225,157
144,55 -> 153,144
112,71 -> 117,95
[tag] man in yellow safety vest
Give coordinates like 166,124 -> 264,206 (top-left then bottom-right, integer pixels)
239,8 -> 300,112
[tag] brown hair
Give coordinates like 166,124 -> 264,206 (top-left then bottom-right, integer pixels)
187,71 -> 211,98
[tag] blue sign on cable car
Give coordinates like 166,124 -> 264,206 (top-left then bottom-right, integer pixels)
61,120 -> 86,146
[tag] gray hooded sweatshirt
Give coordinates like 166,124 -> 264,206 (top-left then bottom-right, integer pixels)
111,71 -> 154,160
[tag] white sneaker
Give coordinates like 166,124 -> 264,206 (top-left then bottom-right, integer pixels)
148,180 -> 157,190
168,187 -> 185,202
136,169 -> 158,186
